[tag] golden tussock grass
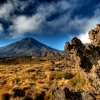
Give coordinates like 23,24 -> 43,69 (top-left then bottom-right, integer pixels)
0,56 -> 88,99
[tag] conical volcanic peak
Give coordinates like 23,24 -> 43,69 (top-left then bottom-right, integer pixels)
0,37 -> 67,57
20,37 -> 39,44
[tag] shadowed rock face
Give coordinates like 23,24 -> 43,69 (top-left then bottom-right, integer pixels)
64,37 -> 92,72
0,37 -> 67,57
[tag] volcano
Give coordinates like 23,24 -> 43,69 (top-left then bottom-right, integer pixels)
0,37 -> 66,57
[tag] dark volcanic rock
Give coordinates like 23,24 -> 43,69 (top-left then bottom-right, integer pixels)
52,87 -> 97,100
53,87 -> 82,100
64,37 -> 92,72
0,37 -> 67,57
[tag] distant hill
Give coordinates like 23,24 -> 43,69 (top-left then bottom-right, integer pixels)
0,37 -> 67,57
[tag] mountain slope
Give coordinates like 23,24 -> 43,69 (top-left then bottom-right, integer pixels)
0,37 -> 66,57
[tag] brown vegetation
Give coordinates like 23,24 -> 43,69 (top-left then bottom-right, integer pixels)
0,56 -> 72,100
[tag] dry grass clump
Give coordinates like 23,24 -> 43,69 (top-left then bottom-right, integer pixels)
25,68 -> 36,73
46,71 -> 74,80
67,73 -> 86,90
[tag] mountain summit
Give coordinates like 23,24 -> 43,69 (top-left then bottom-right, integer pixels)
0,37 -> 66,57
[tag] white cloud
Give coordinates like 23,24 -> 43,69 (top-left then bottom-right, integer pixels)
68,16 -> 100,43
79,18 -> 100,43
0,0 -> 35,20
37,0 -> 76,32
9,14 -> 45,38
54,0 -> 72,12
37,0 -> 72,17
0,1 -> 13,20
78,32 -> 91,43
12,0 -> 35,11
69,17 -> 100,31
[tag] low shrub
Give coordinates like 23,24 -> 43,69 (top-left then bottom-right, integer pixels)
54,72 -> 73,80
68,73 -> 86,89
49,72 -> 73,80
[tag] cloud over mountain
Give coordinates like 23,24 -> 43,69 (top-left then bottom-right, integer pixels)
9,0 -> 75,38
0,0 -> 100,48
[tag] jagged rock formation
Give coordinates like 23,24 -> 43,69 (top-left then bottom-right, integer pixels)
64,24 -> 100,72
64,37 -> 92,72
62,24 -> 100,100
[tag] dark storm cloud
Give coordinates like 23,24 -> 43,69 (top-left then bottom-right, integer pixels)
0,0 -> 7,3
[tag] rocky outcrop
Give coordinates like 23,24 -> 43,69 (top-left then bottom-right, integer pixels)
52,87 -> 97,100
52,87 -> 82,100
64,24 -> 100,72
64,24 -> 100,99
89,24 -> 100,47
64,37 -> 92,72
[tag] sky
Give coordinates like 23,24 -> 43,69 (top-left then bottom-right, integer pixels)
0,0 -> 100,50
